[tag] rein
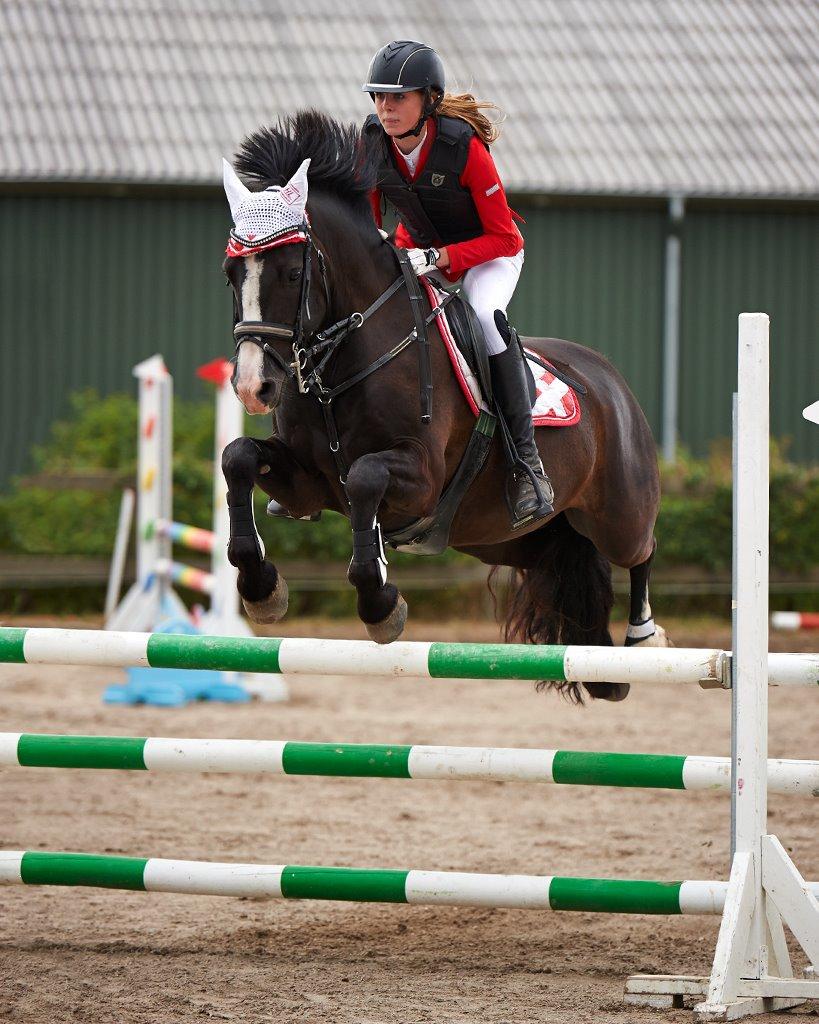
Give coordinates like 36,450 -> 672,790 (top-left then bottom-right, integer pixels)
233,226 -> 454,486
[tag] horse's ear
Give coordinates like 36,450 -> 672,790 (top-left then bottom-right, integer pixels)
278,158 -> 311,216
223,158 -> 251,221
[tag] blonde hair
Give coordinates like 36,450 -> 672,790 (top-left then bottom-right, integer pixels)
436,91 -> 503,146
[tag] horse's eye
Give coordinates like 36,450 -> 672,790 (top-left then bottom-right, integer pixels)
289,267 -> 302,282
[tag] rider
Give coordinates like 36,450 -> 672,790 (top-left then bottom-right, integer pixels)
362,40 -> 554,528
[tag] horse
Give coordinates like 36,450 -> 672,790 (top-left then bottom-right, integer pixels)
220,110 -> 670,702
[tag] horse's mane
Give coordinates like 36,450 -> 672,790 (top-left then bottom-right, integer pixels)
233,109 -> 377,206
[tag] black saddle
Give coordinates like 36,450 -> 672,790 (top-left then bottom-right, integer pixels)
442,290 -> 587,405
439,291 -> 537,405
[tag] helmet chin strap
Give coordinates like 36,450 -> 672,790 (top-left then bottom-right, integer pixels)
394,89 -> 442,139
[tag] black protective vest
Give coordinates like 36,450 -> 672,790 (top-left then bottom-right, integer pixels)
364,114 -> 485,248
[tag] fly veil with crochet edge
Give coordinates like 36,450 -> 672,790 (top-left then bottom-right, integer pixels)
224,158 -> 311,258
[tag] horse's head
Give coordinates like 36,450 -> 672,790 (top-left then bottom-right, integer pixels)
223,157 -> 329,414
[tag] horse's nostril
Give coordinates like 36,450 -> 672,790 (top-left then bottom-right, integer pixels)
257,379 -> 279,407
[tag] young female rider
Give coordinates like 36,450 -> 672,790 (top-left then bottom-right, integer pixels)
362,40 -> 554,528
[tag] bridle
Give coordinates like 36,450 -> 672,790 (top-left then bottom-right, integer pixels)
232,220 -> 333,395
231,221 -> 449,484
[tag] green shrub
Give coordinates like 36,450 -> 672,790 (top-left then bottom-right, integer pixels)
1,391 -> 817,574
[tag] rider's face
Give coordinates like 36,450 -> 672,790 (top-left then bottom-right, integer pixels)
374,90 -> 425,138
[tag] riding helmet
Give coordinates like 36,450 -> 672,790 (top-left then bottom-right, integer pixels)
362,41 -> 445,95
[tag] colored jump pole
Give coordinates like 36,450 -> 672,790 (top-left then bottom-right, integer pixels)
0,628 -> 817,687
2,851 -> 818,914
1,733 -> 817,796
772,612 -> 819,631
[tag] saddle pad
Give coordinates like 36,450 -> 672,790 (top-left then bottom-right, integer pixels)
420,279 -> 581,427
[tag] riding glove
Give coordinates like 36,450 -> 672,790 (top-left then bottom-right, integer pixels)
407,247 -> 441,276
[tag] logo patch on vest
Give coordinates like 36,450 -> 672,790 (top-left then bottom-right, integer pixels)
430,173 -> 445,187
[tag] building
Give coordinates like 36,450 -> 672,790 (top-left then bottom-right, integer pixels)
0,0 -> 816,487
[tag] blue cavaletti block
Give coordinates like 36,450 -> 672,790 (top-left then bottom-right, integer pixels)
103,616 -> 251,707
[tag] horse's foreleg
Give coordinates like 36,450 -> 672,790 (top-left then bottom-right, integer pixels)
221,436 -> 289,624
345,451 -> 413,644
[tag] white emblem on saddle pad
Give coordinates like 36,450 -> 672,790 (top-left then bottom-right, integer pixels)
223,157 -> 311,257
421,281 -> 581,427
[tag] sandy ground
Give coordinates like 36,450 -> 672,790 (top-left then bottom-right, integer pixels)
0,615 -> 817,1024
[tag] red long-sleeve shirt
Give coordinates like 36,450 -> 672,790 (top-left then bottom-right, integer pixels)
368,117 -> 523,283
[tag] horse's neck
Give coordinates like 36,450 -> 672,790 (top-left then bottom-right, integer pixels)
327,240 -> 398,326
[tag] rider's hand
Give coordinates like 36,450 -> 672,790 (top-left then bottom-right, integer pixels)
407,247 -> 441,276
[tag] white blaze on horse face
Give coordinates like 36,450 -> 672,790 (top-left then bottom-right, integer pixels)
234,256 -> 268,414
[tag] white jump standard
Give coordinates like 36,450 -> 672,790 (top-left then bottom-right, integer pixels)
105,355 -> 249,637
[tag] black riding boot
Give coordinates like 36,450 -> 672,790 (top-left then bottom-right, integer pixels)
266,499 -> 322,522
489,318 -> 554,528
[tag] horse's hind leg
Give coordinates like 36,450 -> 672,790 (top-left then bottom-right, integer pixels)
625,540 -> 672,648
345,452 -> 410,644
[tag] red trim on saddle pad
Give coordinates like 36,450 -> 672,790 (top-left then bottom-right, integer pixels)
419,279 -> 581,427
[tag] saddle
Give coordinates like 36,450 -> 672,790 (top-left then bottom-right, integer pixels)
420,280 -> 584,427
383,284 -> 584,556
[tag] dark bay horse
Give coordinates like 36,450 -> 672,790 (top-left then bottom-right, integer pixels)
221,111 -> 670,702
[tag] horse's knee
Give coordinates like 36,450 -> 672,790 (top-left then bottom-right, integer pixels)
345,455 -> 390,507
221,436 -> 262,483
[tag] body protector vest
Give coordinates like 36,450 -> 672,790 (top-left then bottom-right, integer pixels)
364,114 -> 485,248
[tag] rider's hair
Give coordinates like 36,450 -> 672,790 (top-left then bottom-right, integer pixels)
435,91 -> 503,145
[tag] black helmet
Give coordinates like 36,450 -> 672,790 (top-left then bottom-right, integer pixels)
362,40 -> 445,95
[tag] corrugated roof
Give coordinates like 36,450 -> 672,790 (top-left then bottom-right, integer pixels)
0,0 -> 816,197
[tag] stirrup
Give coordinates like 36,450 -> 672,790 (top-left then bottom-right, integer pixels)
266,498 -> 322,522
507,463 -> 554,529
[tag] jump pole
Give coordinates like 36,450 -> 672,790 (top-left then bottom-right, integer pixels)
2,851 -> 819,917
0,627 -> 816,687
772,612 -> 819,632
627,317 -> 819,1019
1,733 -> 817,796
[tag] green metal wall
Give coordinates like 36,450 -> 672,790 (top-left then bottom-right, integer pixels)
0,193 -> 233,489
509,204 -> 666,431
680,208 -> 818,462
0,192 -> 816,490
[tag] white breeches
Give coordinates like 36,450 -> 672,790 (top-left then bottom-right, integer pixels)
460,249 -> 524,355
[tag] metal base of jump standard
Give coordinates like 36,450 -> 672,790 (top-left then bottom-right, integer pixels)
1,316 -> 817,1021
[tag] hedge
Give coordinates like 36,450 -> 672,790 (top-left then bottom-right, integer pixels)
1,391 -> 817,574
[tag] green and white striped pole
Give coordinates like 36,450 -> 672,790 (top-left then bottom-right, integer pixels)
1,628 -> 817,687
1,734 -> 817,796
6,851 -> 819,914
0,851 -> 816,913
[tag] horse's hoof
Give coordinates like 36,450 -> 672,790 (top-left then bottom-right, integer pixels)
583,681 -> 631,702
242,574 -> 289,624
365,594 -> 408,644
628,623 -> 674,648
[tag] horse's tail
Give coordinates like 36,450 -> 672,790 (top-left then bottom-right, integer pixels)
494,513 -> 617,703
